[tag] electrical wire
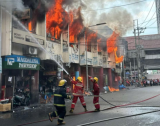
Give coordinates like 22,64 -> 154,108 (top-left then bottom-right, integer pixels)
148,20 -> 157,27
82,0 -> 150,12
88,18 -> 157,32
144,12 -> 157,27
141,1 -> 155,26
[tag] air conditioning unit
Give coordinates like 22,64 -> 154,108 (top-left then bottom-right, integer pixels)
23,47 -> 38,55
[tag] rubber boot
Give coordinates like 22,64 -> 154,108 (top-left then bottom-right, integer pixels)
69,108 -> 74,113
48,113 -> 53,122
95,109 -> 100,112
84,106 -> 88,112
57,121 -> 66,125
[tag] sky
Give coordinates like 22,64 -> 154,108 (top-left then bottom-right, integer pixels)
81,0 -> 158,37
0,0 -> 157,37
126,0 -> 157,37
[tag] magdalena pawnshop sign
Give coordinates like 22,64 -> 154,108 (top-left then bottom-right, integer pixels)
3,55 -> 40,70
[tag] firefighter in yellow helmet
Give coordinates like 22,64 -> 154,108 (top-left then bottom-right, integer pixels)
89,76 -> 100,111
69,76 -> 87,113
48,79 -> 72,125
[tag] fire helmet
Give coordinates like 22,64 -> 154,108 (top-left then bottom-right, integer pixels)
94,77 -> 98,83
58,79 -> 67,87
77,77 -> 82,82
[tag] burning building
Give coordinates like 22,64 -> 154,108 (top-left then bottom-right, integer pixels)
0,0 -> 127,102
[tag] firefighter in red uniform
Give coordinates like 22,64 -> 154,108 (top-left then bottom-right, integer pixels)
89,76 -> 100,111
69,76 -> 87,113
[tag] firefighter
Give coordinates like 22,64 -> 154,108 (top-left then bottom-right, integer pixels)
69,76 -> 87,113
48,79 -> 72,125
88,76 -> 100,111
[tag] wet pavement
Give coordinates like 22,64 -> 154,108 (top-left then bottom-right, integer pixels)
1,86 -> 160,126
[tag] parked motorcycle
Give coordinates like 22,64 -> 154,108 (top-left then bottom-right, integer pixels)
13,89 -> 30,107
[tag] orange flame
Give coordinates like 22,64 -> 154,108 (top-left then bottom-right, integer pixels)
86,32 -> 97,51
108,86 -> 119,92
107,32 -> 124,63
46,1 -> 84,41
114,47 -> 124,64
69,7 -> 84,43
28,21 -> 32,31
46,0 -> 65,39
107,32 -> 119,53
97,38 -> 101,52
87,32 -> 97,43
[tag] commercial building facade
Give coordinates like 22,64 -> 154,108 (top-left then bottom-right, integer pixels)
0,8 -> 124,103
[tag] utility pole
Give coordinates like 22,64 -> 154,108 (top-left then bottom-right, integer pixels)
134,58 -> 135,80
123,59 -> 126,86
84,29 -> 88,92
133,19 -> 146,83
130,62 -> 132,80
0,6 -> 2,98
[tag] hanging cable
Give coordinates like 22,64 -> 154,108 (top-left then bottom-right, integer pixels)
144,12 -> 156,27
148,20 -> 157,27
82,0 -> 150,12
141,1 -> 155,26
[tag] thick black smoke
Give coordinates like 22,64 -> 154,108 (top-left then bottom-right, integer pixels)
21,0 -> 86,22
22,0 -> 50,22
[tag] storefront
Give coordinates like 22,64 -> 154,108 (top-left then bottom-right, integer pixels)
1,55 -> 40,104
39,60 -> 59,99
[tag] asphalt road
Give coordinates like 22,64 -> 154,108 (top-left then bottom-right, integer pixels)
1,86 -> 160,126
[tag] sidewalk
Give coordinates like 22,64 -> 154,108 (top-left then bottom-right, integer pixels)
2,86 -> 136,113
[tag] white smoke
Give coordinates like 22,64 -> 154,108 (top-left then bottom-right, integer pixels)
0,0 -> 24,11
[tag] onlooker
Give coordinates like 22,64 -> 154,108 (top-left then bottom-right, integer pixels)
157,79 -> 160,85
147,79 -> 150,86
150,79 -> 153,86
143,80 -> 147,87
126,80 -> 131,86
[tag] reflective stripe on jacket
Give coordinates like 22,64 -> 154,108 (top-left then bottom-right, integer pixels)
71,80 -> 84,96
54,86 -> 70,107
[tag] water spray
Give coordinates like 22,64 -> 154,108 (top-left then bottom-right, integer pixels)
2,7 -> 69,75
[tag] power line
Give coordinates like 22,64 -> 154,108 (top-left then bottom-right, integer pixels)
89,18 -> 157,32
148,20 -> 157,27
82,0 -> 150,12
144,12 -> 157,27
141,1 -> 155,25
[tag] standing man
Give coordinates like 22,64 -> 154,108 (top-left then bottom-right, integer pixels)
69,76 -> 87,113
48,80 -> 72,125
88,76 -> 100,111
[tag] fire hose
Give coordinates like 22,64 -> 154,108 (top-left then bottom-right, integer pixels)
16,93 -> 160,126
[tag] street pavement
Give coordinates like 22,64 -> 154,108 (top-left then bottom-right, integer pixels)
1,86 -> 160,126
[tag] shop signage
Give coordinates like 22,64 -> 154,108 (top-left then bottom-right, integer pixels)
69,46 -> 79,63
93,57 -> 98,66
80,55 -> 86,65
43,71 -> 57,76
13,28 -> 45,47
87,58 -> 92,65
99,59 -> 103,66
3,55 -> 40,70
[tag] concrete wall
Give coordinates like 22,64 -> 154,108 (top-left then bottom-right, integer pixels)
1,8 -> 12,56
36,19 -> 46,37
